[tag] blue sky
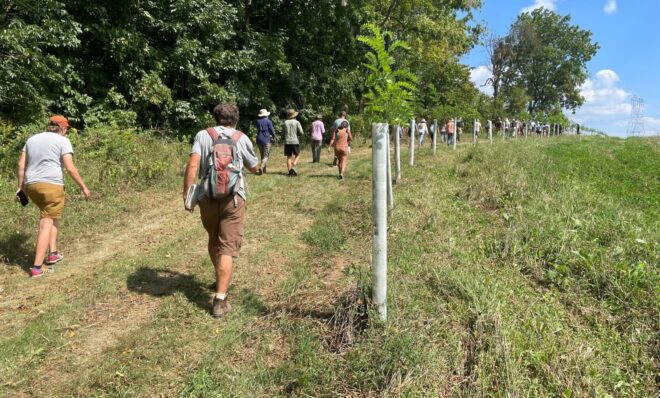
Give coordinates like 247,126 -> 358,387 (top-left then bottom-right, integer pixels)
464,0 -> 660,136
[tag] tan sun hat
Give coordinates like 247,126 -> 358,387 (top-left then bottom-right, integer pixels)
258,109 -> 270,117
287,109 -> 299,119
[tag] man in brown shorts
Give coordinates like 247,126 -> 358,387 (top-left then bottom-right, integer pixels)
16,115 -> 91,277
183,103 -> 260,318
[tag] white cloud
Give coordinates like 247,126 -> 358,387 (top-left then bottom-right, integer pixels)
574,69 -> 631,118
570,69 -> 645,136
470,65 -> 493,95
521,0 -> 557,13
604,0 -> 617,14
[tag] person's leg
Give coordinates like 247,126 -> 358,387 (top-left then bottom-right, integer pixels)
34,217 -> 53,266
215,254 -> 233,295
287,156 -> 293,172
341,154 -> 349,176
49,218 -> 60,254
261,143 -> 270,171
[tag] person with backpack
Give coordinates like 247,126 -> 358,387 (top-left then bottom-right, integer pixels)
16,115 -> 92,277
328,120 -> 352,179
255,108 -> 276,174
283,109 -> 303,176
311,115 -> 325,163
182,103 -> 260,319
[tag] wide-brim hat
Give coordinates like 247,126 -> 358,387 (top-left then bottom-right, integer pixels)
49,115 -> 69,128
258,109 -> 270,117
287,109 -> 299,119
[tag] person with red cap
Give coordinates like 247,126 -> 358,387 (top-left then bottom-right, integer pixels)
16,115 -> 91,277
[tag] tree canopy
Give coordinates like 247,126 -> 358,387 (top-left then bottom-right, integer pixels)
488,8 -> 599,119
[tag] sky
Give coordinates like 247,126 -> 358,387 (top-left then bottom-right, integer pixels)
464,0 -> 660,136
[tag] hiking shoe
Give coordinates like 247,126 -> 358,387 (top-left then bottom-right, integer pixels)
262,166 -> 267,174
338,174 -> 344,180
212,297 -> 231,319
257,168 -> 263,175
45,252 -> 63,265
291,168 -> 298,176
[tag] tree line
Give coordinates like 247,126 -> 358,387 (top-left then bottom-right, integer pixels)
1,1 -> 597,137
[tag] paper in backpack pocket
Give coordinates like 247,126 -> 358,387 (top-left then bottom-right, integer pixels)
184,184 -> 203,211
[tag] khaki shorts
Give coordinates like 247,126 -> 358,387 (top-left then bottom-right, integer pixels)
199,195 -> 246,258
25,183 -> 65,219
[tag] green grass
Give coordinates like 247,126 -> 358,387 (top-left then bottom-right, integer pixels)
0,134 -> 657,397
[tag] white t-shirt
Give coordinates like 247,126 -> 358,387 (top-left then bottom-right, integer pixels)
191,126 -> 258,200
22,132 -> 74,185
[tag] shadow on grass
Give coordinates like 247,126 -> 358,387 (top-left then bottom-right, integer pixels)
126,267 -> 211,313
0,231 -> 33,274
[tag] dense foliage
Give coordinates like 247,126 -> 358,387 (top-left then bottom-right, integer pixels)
0,0 -> 482,135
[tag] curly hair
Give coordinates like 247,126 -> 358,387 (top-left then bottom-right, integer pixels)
212,103 -> 240,126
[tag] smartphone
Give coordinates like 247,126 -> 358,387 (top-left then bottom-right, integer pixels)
16,190 -> 29,206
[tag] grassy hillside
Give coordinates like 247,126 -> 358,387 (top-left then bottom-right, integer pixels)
0,134 -> 657,397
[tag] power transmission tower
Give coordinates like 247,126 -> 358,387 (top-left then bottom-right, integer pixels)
626,95 -> 646,136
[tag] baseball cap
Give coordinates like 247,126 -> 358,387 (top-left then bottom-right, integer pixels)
49,115 -> 70,128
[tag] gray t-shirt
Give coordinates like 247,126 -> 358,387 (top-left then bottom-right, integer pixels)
191,127 -> 258,200
283,119 -> 303,145
22,132 -> 74,185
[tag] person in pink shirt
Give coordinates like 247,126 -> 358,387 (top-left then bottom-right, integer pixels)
311,115 -> 325,163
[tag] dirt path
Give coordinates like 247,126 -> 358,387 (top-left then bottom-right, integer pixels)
5,150 -> 366,396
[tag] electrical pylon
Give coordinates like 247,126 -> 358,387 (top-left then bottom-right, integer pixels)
626,95 -> 646,136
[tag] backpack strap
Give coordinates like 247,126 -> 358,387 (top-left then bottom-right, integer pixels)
206,127 -> 220,141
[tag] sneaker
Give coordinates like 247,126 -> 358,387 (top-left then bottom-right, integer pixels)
262,166 -> 267,174
212,297 -> 231,318
30,265 -> 51,277
257,168 -> 263,175
291,168 -> 298,177
338,174 -> 344,180
45,252 -> 63,265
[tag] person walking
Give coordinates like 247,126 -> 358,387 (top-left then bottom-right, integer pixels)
447,119 -> 456,146
417,119 -> 428,147
16,115 -> 91,277
283,109 -> 303,176
474,119 -> 482,141
255,108 -> 276,174
331,111 -> 350,165
328,121 -> 352,179
311,115 -> 325,163
183,103 -> 260,319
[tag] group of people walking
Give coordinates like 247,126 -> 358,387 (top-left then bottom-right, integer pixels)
255,109 -> 353,179
16,104 -> 354,320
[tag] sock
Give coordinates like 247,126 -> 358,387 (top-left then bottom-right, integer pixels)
33,265 -> 42,269
216,293 -> 226,300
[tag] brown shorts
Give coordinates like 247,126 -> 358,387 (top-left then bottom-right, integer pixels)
25,183 -> 65,219
199,195 -> 246,258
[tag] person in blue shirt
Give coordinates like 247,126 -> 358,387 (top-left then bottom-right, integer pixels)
255,109 -> 276,174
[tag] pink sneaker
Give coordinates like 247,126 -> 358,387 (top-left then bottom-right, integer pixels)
31,266 -> 48,277
45,252 -> 63,265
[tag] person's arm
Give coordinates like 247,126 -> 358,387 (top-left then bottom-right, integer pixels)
17,152 -> 26,192
62,154 -> 91,198
328,131 -> 336,147
183,153 -> 201,205
297,121 -> 304,137
268,120 -> 276,140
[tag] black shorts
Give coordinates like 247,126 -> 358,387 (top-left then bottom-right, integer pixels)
284,144 -> 300,156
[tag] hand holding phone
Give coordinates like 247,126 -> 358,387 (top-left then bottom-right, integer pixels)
15,190 -> 29,206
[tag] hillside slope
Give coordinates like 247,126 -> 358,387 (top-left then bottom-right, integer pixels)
1,135 -> 657,397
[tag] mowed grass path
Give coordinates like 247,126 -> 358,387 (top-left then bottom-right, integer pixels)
1,136 -> 657,397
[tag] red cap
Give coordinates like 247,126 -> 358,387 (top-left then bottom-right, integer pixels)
49,115 -> 69,128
